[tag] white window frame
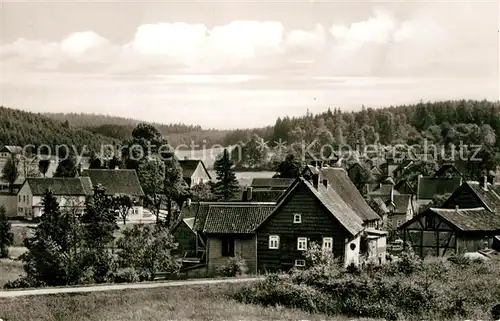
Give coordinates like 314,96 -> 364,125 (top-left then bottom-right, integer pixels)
322,237 -> 333,251
297,237 -> 308,251
293,213 -> 302,224
295,259 -> 306,267
269,235 -> 280,249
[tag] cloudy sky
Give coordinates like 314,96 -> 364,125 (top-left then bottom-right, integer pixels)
1,0 -> 499,129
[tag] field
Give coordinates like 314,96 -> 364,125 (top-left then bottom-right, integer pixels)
0,283 -> 379,321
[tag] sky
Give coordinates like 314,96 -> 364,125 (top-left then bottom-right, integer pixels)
1,0 -> 499,129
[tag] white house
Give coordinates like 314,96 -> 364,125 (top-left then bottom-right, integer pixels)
79,169 -> 145,218
17,177 -> 93,220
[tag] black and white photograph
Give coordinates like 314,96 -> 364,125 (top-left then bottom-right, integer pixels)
0,0 -> 499,320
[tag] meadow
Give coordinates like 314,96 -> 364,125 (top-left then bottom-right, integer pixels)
0,283 -> 381,321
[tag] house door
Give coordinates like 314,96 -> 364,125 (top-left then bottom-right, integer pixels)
221,236 -> 235,257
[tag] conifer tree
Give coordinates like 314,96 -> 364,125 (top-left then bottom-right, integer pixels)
213,149 -> 240,201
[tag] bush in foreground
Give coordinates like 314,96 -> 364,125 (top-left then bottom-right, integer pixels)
234,247 -> 500,321
216,256 -> 248,277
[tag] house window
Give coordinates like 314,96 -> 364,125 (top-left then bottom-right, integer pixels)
221,236 -> 235,257
297,237 -> 308,251
322,237 -> 333,251
293,213 -> 302,223
23,195 -> 26,203
396,220 -> 402,227
295,259 -> 306,267
426,216 -> 435,229
269,235 -> 280,249
18,195 -> 21,202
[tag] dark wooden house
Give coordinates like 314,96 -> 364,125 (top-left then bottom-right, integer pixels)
255,168 -> 386,271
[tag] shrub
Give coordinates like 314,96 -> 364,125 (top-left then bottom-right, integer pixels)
216,256 -> 248,277
114,268 -> 140,283
396,245 -> 423,275
4,277 -> 45,289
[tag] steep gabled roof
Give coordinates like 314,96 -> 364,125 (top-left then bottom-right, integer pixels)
251,178 -> 295,189
417,176 -> 462,200
178,159 -> 211,179
80,169 -> 144,196
24,177 -> 93,196
0,145 -> 22,154
369,184 -> 400,197
257,177 -> 364,236
318,167 -> 380,222
463,181 -> 500,213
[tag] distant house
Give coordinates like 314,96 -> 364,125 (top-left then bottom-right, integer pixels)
17,177 -> 93,220
372,194 -> 414,228
441,178 -> 500,212
179,159 -> 211,188
415,175 -> 462,212
250,178 -> 295,190
172,217 -> 197,255
399,207 -> 500,257
80,169 -> 145,217
241,178 -> 294,202
433,163 -> 462,179
0,145 -> 22,159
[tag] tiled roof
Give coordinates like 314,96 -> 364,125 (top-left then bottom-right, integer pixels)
430,207 -> 500,232
178,159 -> 211,179
203,203 -> 276,234
80,169 -> 144,196
465,181 -> 500,213
25,177 -> 93,196
251,178 -> 295,189
318,167 -> 380,222
417,176 -> 462,200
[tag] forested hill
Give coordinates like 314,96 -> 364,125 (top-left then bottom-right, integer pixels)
44,112 -> 273,147
0,106 -> 118,154
269,99 -> 500,148
4,100 -> 500,153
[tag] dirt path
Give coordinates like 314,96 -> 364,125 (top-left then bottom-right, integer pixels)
0,277 -> 261,298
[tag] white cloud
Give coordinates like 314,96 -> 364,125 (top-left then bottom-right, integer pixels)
1,6 -> 497,78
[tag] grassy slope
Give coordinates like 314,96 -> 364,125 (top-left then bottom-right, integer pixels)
0,284 -> 377,321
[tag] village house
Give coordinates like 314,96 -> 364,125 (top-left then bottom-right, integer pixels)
240,178 -> 294,202
399,178 -> 500,257
174,166 -> 387,274
80,169 -> 145,217
178,159 -> 211,188
415,174 -> 462,212
17,177 -> 93,220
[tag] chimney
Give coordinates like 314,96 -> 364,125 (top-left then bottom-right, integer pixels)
186,198 -> 192,207
246,187 -> 253,201
390,186 -> 394,203
455,205 -> 459,212
322,179 -> 328,188
312,173 -> 320,190
115,166 -> 119,170
77,163 -> 82,175
416,174 -> 423,200
483,175 -> 488,191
